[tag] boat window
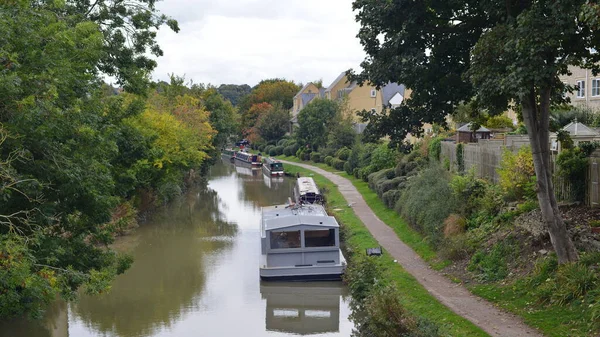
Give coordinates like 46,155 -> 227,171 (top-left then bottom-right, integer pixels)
270,230 -> 301,249
271,162 -> 283,170
304,229 -> 335,247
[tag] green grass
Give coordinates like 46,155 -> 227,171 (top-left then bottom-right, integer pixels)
283,163 -> 489,337
471,284 -> 597,337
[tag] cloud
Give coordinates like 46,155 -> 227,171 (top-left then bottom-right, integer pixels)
152,0 -> 364,87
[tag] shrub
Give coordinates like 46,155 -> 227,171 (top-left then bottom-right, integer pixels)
344,161 -> 352,174
275,146 -> 284,155
336,147 -> 351,160
428,137 -> 442,161
332,158 -> 346,170
485,115 -> 515,129
439,234 -> 472,261
497,146 -> 536,201
264,145 -> 274,155
277,138 -> 288,146
456,143 -> 464,173
556,147 -> 588,202
310,152 -> 322,163
370,143 -> 397,171
382,189 -> 402,209
302,152 -> 311,161
283,145 -> 295,156
443,214 -> 466,238
396,165 -> 456,245
295,147 -> 304,159
360,165 -> 376,182
324,155 -> 334,166
449,169 -> 488,217
368,168 -> 394,190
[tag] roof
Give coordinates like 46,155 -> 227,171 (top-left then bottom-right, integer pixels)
457,123 -> 491,133
294,83 -> 313,99
301,93 -> 317,106
562,120 -> 599,137
296,177 -> 320,195
381,82 -> 405,106
325,72 -> 348,93
262,204 -> 339,231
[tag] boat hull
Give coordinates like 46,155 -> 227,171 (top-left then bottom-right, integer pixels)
259,253 -> 346,282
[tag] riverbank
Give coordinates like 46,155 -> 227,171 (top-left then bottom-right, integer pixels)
282,160 -> 545,337
283,164 -> 491,336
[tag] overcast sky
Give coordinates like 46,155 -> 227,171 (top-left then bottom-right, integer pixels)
153,0 -> 365,87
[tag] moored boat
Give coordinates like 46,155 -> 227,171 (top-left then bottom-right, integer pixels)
293,177 -> 323,204
262,157 -> 284,177
235,150 -> 262,166
259,203 -> 346,281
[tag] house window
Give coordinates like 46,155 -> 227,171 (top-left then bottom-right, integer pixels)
304,229 -> 335,247
577,80 -> 585,98
592,79 -> 600,97
270,230 -> 301,249
370,89 -> 376,98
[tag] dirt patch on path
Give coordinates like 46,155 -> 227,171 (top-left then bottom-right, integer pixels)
281,160 -> 544,337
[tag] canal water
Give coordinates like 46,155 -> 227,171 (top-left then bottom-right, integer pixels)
0,160 -> 354,337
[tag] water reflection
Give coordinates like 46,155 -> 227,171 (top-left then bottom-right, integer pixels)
72,183 -> 238,337
261,282 -> 348,335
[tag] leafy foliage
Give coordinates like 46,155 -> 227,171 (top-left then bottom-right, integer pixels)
295,98 -> 339,150
255,104 -> 290,143
497,147 -> 536,201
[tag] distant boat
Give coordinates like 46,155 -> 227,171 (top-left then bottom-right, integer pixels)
235,150 -> 262,166
293,177 -> 323,204
259,203 -> 346,281
262,157 -> 284,177
221,148 -> 236,162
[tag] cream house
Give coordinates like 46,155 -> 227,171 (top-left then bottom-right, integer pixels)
560,65 -> 600,111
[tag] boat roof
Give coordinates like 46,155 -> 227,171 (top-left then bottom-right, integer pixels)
262,204 -> 338,231
296,177 -> 320,195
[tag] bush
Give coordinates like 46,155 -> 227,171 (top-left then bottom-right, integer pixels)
302,152 -> 311,161
277,138 -> 288,146
368,168 -> 395,190
439,234 -> 472,261
332,158 -> 346,170
295,147 -> 304,159
449,169 -> 488,217
343,161 -> 352,174
497,146 -> 536,201
310,152 -> 322,163
428,137 -> 442,161
264,145 -> 274,155
557,147 -> 588,202
485,115 -> 515,129
274,146 -> 284,155
370,144 -> 397,171
382,189 -> 402,209
396,165 -> 457,245
283,145 -> 295,156
324,155 -> 334,166
360,165 -> 376,182
336,147 -> 351,160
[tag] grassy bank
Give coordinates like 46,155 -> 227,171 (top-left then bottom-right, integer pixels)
280,156 -> 599,337
283,163 -> 489,337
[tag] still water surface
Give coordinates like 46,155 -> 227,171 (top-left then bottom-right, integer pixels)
0,160 -> 353,337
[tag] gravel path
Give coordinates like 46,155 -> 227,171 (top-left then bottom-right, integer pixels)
282,160 -> 544,337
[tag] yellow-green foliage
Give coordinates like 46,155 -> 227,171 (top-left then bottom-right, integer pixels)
497,146 -> 536,201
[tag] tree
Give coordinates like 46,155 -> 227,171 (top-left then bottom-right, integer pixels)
295,99 -> 339,150
255,104 -> 290,143
349,0 -> 600,263
239,79 -> 300,112
217,84 -> 251,106
242,102 -> 273,139
201,87 -> 239,149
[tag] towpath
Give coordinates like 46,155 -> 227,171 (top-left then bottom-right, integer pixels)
280,160 -> 544,337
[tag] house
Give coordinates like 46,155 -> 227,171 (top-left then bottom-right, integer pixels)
559,65 -> 600,111
290,82 -> 325,131
324,72 -> 406,124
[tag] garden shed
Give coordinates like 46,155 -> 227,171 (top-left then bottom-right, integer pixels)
456,123 -> 492,143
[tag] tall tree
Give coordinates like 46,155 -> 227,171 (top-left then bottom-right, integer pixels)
217,84 -> 251,106
295,98 -> 339,151
349,0 -> 600,263
255,103 -> 290,143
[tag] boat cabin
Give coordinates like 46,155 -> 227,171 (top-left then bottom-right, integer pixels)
260,204 -> 345,281
293,177 -> 323,204
262,157 -> 285,177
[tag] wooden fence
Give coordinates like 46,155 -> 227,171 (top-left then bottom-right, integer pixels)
440,138 -> 590,204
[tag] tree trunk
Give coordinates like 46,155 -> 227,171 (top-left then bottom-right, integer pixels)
521,90 -> 579,264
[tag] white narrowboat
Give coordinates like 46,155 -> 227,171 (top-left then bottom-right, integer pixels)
259,204 -> 346,281
293,177 -> 323,204
262,157 -> 285,177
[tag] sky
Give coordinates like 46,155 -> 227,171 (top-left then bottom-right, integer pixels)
153,0 -> 366,88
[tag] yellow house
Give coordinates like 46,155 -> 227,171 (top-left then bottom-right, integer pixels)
291,82 -> 323,118
324,72 -> 407,125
